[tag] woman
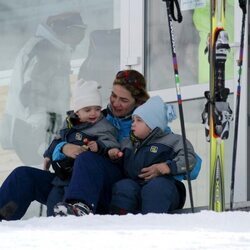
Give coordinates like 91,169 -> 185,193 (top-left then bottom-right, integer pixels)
52,70 -> 150,216
0,69 -> 149,220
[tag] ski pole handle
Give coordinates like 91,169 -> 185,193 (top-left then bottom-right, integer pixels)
162,0 -> 183,23
239,0 -> 247,14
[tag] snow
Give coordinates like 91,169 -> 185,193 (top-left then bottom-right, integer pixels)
1,211 -> 250,250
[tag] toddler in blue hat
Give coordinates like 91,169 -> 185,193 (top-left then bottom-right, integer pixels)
108,95 -> 197,214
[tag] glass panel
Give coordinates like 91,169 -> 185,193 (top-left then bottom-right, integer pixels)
0,0 -> 120,176
145,0 -> 234,91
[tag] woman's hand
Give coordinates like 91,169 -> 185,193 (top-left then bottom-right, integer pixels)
43,157 -> 51,170
62,143 -> 87,159
138,162 -> 170,180
108,148 -> 123,160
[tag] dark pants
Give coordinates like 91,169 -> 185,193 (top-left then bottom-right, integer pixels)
64,151 -> 123,214
46,177 -> 70,216
0,166 -> 55,220
110,177 -> 185,214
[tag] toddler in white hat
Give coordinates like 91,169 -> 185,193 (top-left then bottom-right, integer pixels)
72,79 -> 102,123
73,79 -> 102,111
44,79 -> 119,180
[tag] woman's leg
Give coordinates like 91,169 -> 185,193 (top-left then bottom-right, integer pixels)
141,177 -> 180,214
46,186 -> 65,216
110,179 -> 141,214
64,152 -> 123,213
46,177 -> 70,216
0,166 -> 55,220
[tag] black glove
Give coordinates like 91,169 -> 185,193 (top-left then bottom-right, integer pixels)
52,157 -> 75,180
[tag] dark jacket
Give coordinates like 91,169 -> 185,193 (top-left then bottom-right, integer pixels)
120,128 -> 197,183
44,111 -> 120,159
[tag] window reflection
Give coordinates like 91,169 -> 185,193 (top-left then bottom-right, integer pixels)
0,1 -> 120,167
145,0 -> 234,91
145,1 -> 199,91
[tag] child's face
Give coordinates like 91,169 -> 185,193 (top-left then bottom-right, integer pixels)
76,106 -> 102,123
131,115 -> 151,140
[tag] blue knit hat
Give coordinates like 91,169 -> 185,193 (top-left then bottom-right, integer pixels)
133,96 -> 176,131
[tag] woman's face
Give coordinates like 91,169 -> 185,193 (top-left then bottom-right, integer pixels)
110,85 -> 136,117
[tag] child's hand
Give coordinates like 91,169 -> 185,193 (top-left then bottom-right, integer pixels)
108,148 -> 123,160
43,157 -> 51,170
85,139 -> 98,152
82,138 -> 90,151
138,163 -> 170,180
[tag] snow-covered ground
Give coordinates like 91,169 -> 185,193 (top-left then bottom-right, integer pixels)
1,210 -> 250,250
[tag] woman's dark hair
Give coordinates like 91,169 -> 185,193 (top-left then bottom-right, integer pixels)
113,70 -> 149,105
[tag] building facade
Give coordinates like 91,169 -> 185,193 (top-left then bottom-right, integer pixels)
0,0 -> 248,217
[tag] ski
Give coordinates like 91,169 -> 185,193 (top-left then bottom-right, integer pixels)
230,0 -> 247,211
202,0 -> 233,211
162,0 -> 194,212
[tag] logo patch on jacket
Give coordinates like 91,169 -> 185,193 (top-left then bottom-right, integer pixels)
75,132 -> 83,141
150,146 -> 158,153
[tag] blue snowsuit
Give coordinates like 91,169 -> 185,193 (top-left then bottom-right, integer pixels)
61,107 -> 133,214
110,128 -> 197,214
43,111 -> 120,215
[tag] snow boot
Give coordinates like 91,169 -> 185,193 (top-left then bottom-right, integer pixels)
53,202 -> 92,217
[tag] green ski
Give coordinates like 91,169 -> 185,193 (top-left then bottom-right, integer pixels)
202,0 -> 233,211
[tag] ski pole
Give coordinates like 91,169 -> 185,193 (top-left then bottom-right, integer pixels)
230,0 -> 247,211
162,0 -> 194,212
39,112 -> 58,217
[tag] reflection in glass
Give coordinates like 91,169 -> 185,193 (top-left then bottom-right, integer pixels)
0,12 -> 86,165
145,0 -> 234,91
0,1 -> 121,167
145,0 -> 199,91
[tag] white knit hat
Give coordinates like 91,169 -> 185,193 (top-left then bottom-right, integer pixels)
72,79 -> 102,112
